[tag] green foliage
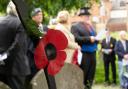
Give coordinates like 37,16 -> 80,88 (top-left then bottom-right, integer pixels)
0,0 -> 100,23
25,0 -> 87,23
29,0 -> 86,15
25,19 -> 43,38
0,0 -> 9,13
0,0 -> 100,38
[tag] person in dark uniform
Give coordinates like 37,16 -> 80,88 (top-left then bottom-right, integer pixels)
0,1 -> 30,89
71,7 -> 97,89
101,29 -> 116,85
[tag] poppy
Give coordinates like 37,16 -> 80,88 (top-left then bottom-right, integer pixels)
34,29 -> 68,76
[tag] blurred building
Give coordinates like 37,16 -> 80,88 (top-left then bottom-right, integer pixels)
110,0 -> 128,9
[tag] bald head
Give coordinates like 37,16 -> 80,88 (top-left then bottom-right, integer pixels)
119,31 -> 127,40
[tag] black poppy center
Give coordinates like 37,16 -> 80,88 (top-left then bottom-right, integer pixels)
45,43 -> 57,60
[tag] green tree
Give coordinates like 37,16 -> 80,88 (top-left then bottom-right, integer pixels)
0,0 -> 100,38
0,0 -> 9,13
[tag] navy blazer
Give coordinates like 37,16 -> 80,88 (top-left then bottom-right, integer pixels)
114,40 -> 128,61
101,37 -> 116,60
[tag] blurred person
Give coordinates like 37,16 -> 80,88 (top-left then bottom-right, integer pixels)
55,10 -> 80,64
71,7 -> 98,89
27,7 -> 49,79
31,8 -> 58,89
31,7 -> 48,45
48,18 -> 58,29
122,56 -> 128,89
101,29 -> 116,85
0,1 -> 30,89
115,31 -> 128,88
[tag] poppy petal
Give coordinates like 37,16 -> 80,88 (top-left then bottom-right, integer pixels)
34,40 -> 48,69
47,51 -> 66,76
45,29 -> 68,50
34,29 -> 68,76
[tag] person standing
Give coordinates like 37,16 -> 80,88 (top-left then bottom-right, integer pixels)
55,10 -> 80,64
31,8 -> 57,89
0,1 -> 30,89
115,31 -> 128,88
71,7 -> 97,89
27,7 -> 49,79
101,29 -> 116,85
31,7 -> 48,46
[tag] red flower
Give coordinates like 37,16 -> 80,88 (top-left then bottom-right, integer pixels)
72,49 -> 79,65
34,30 -> 68,76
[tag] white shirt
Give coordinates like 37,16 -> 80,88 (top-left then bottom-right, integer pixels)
106,36 -> 111,44
38,24 -> 44,33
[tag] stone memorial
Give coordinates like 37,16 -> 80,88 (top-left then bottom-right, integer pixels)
30,69 -> 48,89
0,82 -> 11,89
55,63 -> 84,89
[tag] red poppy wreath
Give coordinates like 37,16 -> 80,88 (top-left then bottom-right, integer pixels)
34,29 -> 68,76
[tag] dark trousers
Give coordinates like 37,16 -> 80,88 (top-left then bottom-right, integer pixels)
80,52 -> 96,89
0,74 -> 26,89
103,56 -> 116,83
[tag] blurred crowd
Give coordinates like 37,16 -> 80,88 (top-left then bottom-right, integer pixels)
0,1 -> 128,89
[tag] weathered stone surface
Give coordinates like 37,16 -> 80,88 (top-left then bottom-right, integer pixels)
0,82 -> 11,89
30,69 -> 48,89
55,63 -> 84,89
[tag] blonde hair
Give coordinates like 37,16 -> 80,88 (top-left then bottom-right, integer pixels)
6,1 -> 18,16
57,10 -> 70,23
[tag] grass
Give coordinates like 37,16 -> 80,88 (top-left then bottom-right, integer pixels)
0,12 -> 5,16
92,84 -> 120,89
95,51 -> 105,83
95,50 -> 119,84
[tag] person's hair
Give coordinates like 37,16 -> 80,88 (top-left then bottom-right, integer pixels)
6,1 -> 18,16
57,10 -> 70,23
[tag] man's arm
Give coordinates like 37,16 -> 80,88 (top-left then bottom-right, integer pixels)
71,25 -> 90,45
114,41 -> 124,58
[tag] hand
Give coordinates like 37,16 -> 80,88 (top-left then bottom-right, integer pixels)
0,53 -> 8,61
90,36 -> 95,43
102,49 -> 105,52
108,49 -> 112,53
77,45 -> 81,50
102,49 -> 111,54
124,54 -> 128,59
